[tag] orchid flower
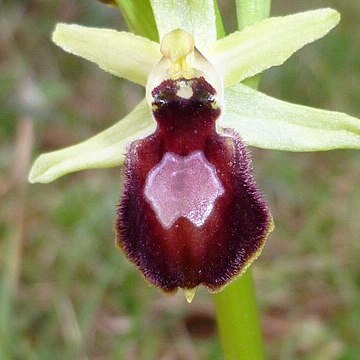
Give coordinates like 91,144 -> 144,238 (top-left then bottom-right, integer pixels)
29,1 -> 360,302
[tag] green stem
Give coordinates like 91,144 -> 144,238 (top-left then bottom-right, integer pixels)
115,0 -> 158,41
236,0 -> 271,30
213,0 -> 226,39
213,0 -> 271,359
214,270 -> 264,360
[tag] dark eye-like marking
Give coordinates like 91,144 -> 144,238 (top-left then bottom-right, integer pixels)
151,77 -> 219,118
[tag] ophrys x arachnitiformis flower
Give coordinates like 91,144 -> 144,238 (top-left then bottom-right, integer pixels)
117,29 -> 272,300
29,1 -> 360,302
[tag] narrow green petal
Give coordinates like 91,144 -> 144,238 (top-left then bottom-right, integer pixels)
115,0 -> 159,41
150,0 -> 216,48
53,24 -> 161,86
29,101 -> 155,184
222,83 -> 360,151
207,8 -> 340,88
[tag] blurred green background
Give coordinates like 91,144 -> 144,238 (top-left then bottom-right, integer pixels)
1,0 -> 359,359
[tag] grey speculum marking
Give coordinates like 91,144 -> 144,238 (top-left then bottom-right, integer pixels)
144,151 -> 224,229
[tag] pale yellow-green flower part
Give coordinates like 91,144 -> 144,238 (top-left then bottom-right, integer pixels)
29,7 -> 360,184
160,29 -> 195,79
160,28 -> 194,63
222,83 -> 360,151
53,9 -> 340,90
150,0 -> 217,49
29,101 -> 154,184
206,8 -> 340,87
53,24 -> 161,86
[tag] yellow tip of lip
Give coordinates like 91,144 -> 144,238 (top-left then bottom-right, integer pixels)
183,288 -> 196,303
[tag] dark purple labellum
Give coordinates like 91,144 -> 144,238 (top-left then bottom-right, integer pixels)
116,77 -> 272,294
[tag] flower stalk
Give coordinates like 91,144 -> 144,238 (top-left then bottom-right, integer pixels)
213,1 -> 271,359
214,269 -> 264,360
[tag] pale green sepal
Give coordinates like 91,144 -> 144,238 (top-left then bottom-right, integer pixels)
115,0 -> 159,41
53,24 -> 161,86
222,83 -> 360,151
150,0 -> 216,49
29,101 -> 155,184
207,8 -> 340,88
